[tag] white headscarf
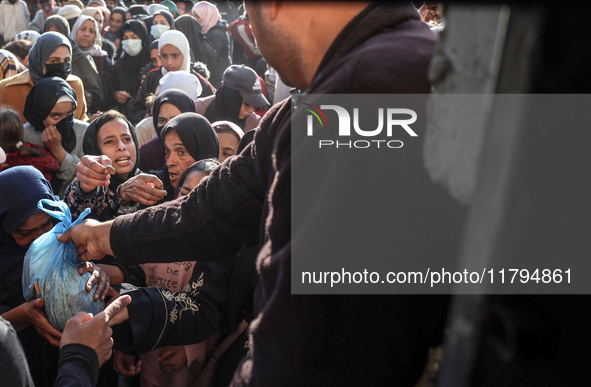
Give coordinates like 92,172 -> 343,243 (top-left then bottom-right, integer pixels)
57,4 -> 82,20
147,3 -> 167,15
14,30 -> 41,44
159,70 -> 202,100
70,14 -> 106,56
158,30 -> 190,74
191,1 -> 220,34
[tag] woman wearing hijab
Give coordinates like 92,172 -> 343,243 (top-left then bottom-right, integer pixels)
111,115 -> 221,387
63,109 -> 163,223
135,70 -> 202,146
63,110 -> 163,311
158,111 -> 219,201
81,6 -> 117,60
126,4 -> 148,20
22,77 -> 89,197
149,9 -> 174,42
174,14 -> 215,70
43,14 -> 71,37
127,30 -> 215,125
198,65 -> 269,132
0,165 -> 111,386
192,1 -> 232,87
0,49 -> 25,80
102,6 -> 126,45
70,14 -> 113,113
0,31 -> 87,124
109,19 -> 149,115
140,38 -> 161,78
138,89 -> 196,174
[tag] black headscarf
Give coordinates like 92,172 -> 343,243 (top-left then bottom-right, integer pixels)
160,112 -> 219,162
127,4 -> 148,18
27,32 -> 72,83
24,77 -> 78,152
152,89 -> 195,138
174,14 -> 214,66
82,113 -> 140,194
204,86 -> 247,129
43,15 -> 71,38
116,19 -> 150,94
0,166 -> 56,308
110,6 -> 127,27
153,9 -> 175,30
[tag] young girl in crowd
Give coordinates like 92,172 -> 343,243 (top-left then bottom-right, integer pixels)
212,120 -> 244,162
64,109 -> 143,221
0,108 -> 58,180
22,76 -> 88,197
127,30 -> 215,124
64,109 -> 161,292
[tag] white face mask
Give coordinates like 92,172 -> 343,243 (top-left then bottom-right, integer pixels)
150,24 -> 170,39
122,38 -> 142,56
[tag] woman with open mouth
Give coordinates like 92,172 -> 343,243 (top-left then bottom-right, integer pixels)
159,111 -> 219,202
64,109 -> 166,222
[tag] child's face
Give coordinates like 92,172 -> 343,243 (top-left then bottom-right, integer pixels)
177,170 -> 208,198
97,118 -> 136,178
216,131 -> 240,162
43,101 -> 75,128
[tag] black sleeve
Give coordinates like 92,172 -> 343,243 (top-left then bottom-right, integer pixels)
54,344 -> 99,387
113,260 -> 230,355
109,100 -> 289,266
0,317 -> 34,387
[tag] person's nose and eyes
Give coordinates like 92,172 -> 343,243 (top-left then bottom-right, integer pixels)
29,221 -> 52,245
163,55 -> 174,69
116,138 -> 127,152
166,150 -> 178,167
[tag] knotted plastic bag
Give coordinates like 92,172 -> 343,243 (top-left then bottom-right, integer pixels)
22,199 -> 104,331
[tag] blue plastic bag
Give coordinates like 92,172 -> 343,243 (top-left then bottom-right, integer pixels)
22,199 -> 104,331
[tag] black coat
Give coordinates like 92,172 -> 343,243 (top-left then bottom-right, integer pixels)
109,3 -> 465,386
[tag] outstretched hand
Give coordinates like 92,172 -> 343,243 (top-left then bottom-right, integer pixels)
77,155 -> 114,194
57,219 -> 114,262
60,295 -> 131,367
78,262 -> 111,301
26,298 -> 62,347
118,173 -> 167,206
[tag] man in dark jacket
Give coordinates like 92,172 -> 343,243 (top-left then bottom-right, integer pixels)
61,2 -> 466,386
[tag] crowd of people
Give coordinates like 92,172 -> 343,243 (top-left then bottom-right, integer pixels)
0,1 -> 453,387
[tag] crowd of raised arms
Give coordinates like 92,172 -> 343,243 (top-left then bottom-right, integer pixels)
0,2 -> 447,387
